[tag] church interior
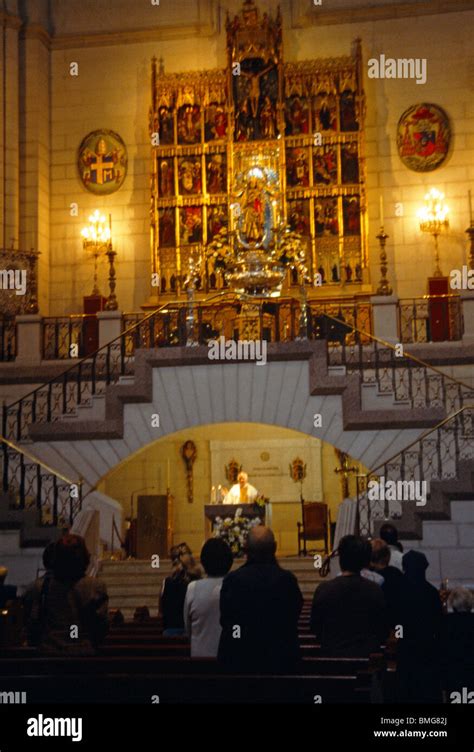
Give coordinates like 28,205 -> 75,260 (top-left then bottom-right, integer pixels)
0,0 -> 473,713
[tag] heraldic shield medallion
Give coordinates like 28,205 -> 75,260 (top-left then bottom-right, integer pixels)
78,129 -> 128,194
397,103 -> 451,172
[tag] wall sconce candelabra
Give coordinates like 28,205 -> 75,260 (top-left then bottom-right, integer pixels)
418,188 -> 449,277
81,210 -> 118,310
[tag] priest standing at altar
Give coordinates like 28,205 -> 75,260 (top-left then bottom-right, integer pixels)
223,471 -> 258,505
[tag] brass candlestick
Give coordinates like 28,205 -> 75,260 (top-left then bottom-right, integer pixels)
105,248 -> 118,310
466,224 -> 474,271
376,227 -> 392,295
430,229 -> 443,277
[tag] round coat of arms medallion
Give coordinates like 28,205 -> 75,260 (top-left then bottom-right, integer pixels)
397,103 -> 450,172
77,129 -> 128,194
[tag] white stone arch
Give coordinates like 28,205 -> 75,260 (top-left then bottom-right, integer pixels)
30,359 -> 424,493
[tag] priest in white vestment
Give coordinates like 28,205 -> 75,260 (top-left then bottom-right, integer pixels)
223,471 -> 258,505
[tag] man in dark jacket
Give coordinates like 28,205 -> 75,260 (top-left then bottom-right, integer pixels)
396,550 -> 444,703
310,535 -> 389,656
218,526 -> 303,673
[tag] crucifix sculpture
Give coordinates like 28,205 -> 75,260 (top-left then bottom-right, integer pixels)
181,440 -> 197,504
334,448 -> 359,499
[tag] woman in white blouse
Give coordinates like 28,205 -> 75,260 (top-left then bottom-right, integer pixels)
183,538 -> 233,658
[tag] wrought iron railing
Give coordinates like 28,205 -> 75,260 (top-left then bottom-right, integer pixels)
42,315 -> 97,360
3,292 -> 236,442
355,405 -> 474,537
0,317 -> 16,361
122,297 -> 372,349
323,313 -> 474,413
121,299 -> 240,354
3,294 -> 471,445
0,435 -> 83,528
399,295 -> 463,343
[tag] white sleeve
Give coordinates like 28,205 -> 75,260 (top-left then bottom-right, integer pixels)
223,487 -> 235,504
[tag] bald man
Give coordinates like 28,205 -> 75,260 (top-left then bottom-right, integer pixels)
218,526 -> 303,673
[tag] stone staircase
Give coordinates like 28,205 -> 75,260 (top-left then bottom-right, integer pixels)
99,556 -> 322,621
19,344 -> 441,497
2,336 -> 473,593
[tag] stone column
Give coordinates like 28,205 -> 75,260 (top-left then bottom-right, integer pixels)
15,313 -> 42,363
98,310 -> 123,348
1,4 -> 22,248
370,295 -> 400,344
19,0 -> 51,314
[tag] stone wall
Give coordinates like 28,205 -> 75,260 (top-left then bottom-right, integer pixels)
3,0 -> 473,313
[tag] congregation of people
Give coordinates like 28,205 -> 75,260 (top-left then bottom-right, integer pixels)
0,522 -> 473,702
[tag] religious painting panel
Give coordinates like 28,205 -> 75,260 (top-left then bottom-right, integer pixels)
287,199 -> 311,237
315,236 -> 341,285
342,236 -> 363,283
314,197 -> 339,237
233,61 -> 278,142
178,157 -> 202,195
339,89 -> 359,132
285,95 -> 310,136
158,208 -> 176,248
341,142 -> 359,183
157,106 -> 174,145
180,206 -> 203,245
205,104 -> 228,141
158,157 -> 175,197
150,9 -> 367,300
207,205 -> 228,240
311,93 -> 337,133
342,195 -> 361,235
313,145 -> 338,186
157,247 -> 177,295
206,153 -> 227,194
286,147 -> 310,188
177,104 -> 201,144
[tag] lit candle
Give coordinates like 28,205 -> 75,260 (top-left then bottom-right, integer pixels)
469,190 -> 473,225
379,195 -> 384,227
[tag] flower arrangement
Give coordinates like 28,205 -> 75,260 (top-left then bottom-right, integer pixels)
213,509 -> 262,558
253,494 -> 269,512
207,227 -> 234,271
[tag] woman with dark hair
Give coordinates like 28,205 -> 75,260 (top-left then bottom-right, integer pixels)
26,534 -> 108,655
159,544 -> 201,637
184,538 -> 233,657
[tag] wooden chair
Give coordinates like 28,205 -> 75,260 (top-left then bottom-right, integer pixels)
297,501 -> 330,556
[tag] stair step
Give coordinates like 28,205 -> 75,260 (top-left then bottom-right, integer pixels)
98,557 -> 322,615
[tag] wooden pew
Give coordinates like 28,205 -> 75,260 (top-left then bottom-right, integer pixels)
0,672 -> 370,704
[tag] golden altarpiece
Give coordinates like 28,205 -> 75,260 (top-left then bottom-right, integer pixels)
147,0 -> 371,339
